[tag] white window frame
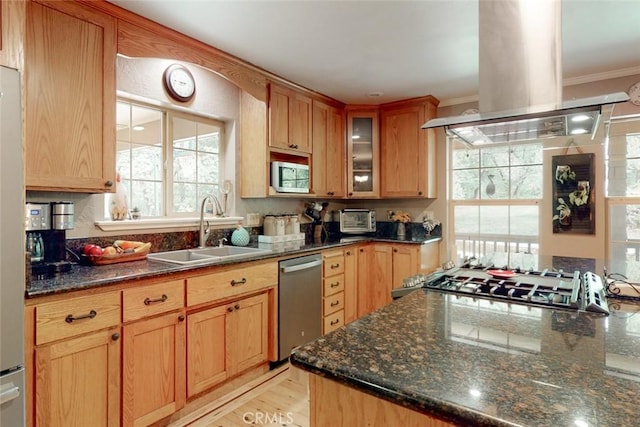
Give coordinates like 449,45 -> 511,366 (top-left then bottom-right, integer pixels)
97,98 -> 241,231
448,138 -> 543,268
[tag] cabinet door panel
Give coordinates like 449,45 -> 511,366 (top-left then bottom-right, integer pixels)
227,293 -> 269,375
391,245 -> 420,289
25,1 -> 116,192
35,328 -> 120,427
187,305 -> 228,396
122,312 -> 186,427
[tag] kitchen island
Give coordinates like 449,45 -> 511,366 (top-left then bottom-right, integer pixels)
290,289 -> 640,427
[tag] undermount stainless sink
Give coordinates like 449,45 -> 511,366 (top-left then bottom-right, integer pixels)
147,246 -> 271,265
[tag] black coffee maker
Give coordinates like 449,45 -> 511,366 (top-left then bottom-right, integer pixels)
26,201 -> 74,279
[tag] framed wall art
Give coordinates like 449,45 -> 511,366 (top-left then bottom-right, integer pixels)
552,153 -> 595,234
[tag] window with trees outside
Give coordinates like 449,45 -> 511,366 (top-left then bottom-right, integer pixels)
606,115 -> 640,281
115,100 -> 223,218
449,139 -> 542,269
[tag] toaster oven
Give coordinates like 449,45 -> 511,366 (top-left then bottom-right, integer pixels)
339,209 -> 376,234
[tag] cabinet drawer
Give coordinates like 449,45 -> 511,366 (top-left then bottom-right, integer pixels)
323,310 -> 344,334
323,252 -> 345,276
187,262 -> 278,306
123,279 -> 185,322
323,273 -> 345,297
36,291 -> 121,345
323,291 -> 344,316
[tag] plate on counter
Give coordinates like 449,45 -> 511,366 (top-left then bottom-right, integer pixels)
487,269 -> 517,279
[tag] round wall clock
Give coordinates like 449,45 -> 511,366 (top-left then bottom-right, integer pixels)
163,64 -> 196,102
629,81 -> 640,106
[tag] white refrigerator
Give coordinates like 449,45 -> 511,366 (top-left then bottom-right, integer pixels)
0,65 -> 26,426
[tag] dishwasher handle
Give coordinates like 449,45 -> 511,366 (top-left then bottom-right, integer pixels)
280,259 -> 322,274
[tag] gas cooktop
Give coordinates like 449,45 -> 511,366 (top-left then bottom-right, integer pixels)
399,264 -> 609,315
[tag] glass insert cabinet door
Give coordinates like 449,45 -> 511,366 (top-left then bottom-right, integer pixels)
347,110 -> 379,198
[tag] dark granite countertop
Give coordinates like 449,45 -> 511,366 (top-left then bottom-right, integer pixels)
290,289 -> 640,427
26,236 -> 441,298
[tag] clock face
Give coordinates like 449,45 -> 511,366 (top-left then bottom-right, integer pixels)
629,81 -> 640,106
164,64 -> 195,102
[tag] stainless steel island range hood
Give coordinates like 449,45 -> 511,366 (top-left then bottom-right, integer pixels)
422,0 -> 629,144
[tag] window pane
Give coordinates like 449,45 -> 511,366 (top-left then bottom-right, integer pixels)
511,143 -> 542,165
452,169 -> 479,200
511,165 -> 542,198
174,149 -> 197,182
509,205 -> 539,236
131,145 -> 162,180
452,145 -> 479,169
480,169 -> 504,199
481,145 -> 509,167
197,124 -> 220,153
173,182 -> 198,213
197,152 -> 218,183
479,206 -> 508,234
173,117 -> 197,150
454,205 -> 479,234
130,180 -> 162,217
609,204 -> 640,282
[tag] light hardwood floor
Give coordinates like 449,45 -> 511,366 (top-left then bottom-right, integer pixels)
169,364 -> 310,427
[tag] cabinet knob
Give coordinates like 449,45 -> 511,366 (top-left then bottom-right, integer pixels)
227,306 -> 234,313
418,191 -> 423,195
234,303 -> 240,310
348,192 -> 353,196
359,248 -> 364,253
111,333 -> 120,341
288,143 -> 299,149
105,180 -> 114,187
178,314 -> 185,322
346,251 -> 351,256
327,191 -> 334,196
393,248 -> 398,253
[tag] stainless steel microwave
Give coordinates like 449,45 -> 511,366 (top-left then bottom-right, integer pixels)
339,209 -> 376,234
271,161 -> 310,193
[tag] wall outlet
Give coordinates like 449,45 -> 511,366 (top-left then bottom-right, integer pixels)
387,210 -> 395,220
246,213 -> 261,226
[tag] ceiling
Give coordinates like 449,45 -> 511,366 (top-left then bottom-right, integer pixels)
108,0 -> 640,106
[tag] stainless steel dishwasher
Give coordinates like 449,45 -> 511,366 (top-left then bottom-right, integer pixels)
277,254 -> 322,363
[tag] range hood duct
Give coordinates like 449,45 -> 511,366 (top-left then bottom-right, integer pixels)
422,0 -> 629,144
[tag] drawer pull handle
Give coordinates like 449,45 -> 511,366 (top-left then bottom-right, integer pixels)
331,300 -> 340,307
330,263 -> 340,269
330,318 -> 340,326
65,310 -> 97,323
231,278 -> 247,286
144,294 -> 168,305
330,282 -> 340,288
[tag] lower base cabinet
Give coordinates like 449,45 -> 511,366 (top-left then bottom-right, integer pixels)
187,292 -> 269,398
35,327 -> 121,427
122,311 -> 186,427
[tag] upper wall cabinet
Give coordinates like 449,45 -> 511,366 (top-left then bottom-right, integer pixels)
380,96 -> 439,198
346,108 -> 379,198
312,100 -> 345,198
268,82 -> 312,154
0,1 -> 25,69
25,0 -> 116,192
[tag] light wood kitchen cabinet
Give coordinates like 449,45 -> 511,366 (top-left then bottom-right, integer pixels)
24,0 -> 116,192
32,291 -> 121,427
187,292 -> 269,397
35,327 -> 121,427
0,0 -> 25,69
269,82 -> 312,154
240,90 -> 269,197
122,311 -> 186,427
357,243 -> 421,317
346,108 -> 380,198
421,240 -> 441,273
312,100 -> 346,198
322,250 -> 346,334
390,244 -> 420,289
380,96 -> 439,198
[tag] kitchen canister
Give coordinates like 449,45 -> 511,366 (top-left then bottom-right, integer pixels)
286,214 -> 300,234
231,224 -> 250,246
275,216 -> 285,236
263,215 -> 276,236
